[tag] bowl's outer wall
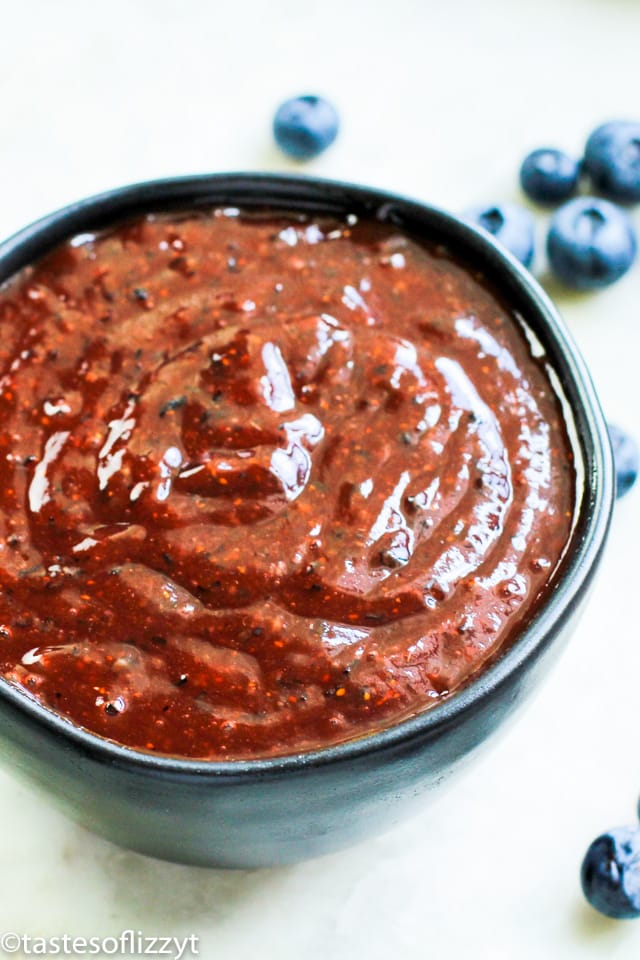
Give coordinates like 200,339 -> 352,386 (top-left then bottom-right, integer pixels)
0,174 -> 614,866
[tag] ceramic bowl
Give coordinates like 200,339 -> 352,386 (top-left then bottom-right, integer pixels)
0,174 -> 614,867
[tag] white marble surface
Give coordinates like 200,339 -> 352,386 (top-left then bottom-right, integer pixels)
0,0 -> 639,956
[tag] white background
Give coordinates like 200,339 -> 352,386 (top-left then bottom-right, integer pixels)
0,0 -> 639,957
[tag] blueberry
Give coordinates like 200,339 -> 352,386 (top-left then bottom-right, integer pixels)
584,121 -> 640,204
520,148 -> 580,205
581,826 -> 640,919
463,203 -> 535,268
273,95 -> 339,160
608,424 -> 639,499
547,197 -> 637,290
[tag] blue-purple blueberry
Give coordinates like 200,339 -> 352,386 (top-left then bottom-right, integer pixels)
463,203 -> 535,268
547,197 -> 637,290
520,148 -> 580,205
273,95 -> 339,160
583,121 -> 640,204
581,826 -> 640,919
608,424 -> 639,499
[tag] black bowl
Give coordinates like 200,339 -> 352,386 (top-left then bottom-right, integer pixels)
0,174 -> 614,867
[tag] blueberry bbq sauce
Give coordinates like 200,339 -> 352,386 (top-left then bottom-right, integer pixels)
0,209 -> 575,759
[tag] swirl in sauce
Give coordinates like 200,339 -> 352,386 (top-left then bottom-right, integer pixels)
0,210 -> 574,758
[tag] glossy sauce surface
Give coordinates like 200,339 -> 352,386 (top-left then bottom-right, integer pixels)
0,210 -> 574,758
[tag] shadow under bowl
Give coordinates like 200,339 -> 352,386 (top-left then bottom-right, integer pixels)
0,173 -> 614,867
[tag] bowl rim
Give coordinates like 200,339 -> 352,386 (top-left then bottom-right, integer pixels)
0,171 -> 615,777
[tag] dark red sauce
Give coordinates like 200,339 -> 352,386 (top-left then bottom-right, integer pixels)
0,209 -> 575,758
